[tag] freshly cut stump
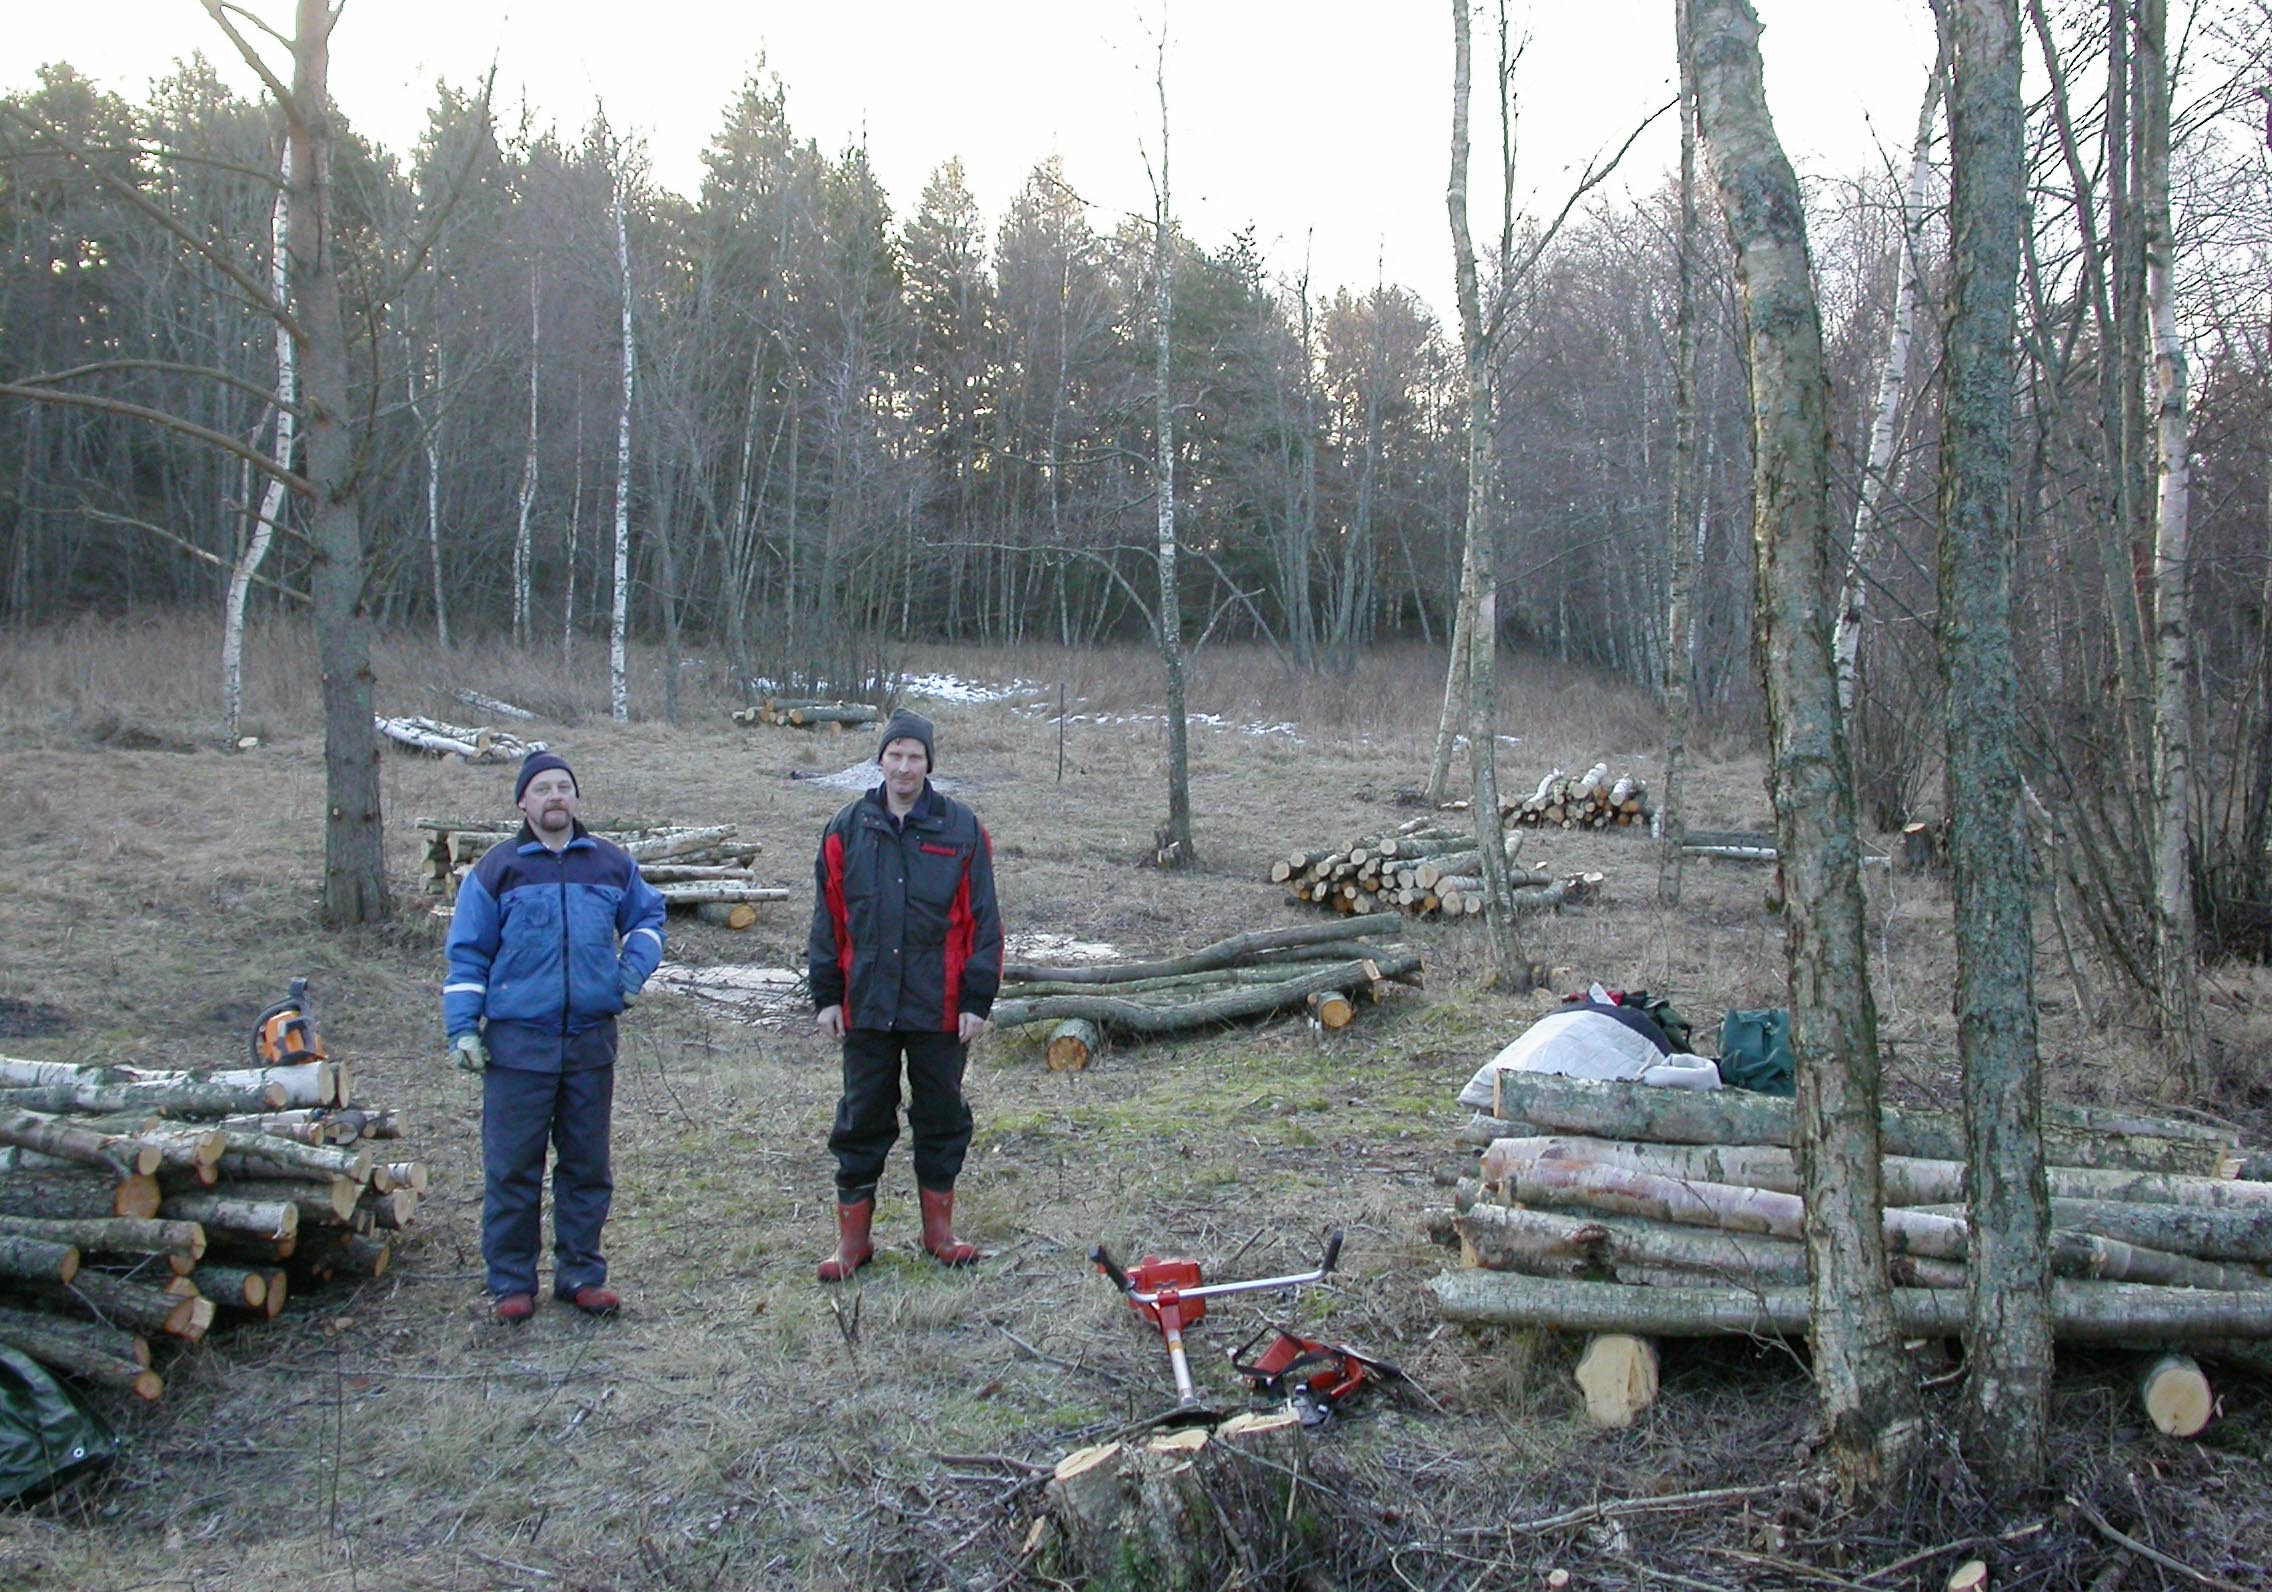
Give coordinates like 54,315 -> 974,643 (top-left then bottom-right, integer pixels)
1574,1333 -> 1660,1428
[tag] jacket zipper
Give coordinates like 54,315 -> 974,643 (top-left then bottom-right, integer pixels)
557,849 -> 571,1038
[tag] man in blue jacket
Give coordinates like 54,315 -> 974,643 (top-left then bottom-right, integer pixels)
809,710 -> 1002,1281
445,751 -> 666,1324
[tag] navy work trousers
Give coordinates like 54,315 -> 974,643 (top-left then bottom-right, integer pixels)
829,1028 -> 972,1201
481,1062 -> 615,1300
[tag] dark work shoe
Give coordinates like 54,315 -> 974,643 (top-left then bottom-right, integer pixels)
560,1285 -> 620,1316
493,1293 -> 535,1325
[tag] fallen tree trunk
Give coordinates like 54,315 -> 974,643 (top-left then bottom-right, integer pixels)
1487,1072 -> 2239,1178
1001,918 -> 1384,984
0,1170 -> 160,1222
694,902 -> 758,930
1430,1272 -> 2272,1341
1484,1134 -> 2272,1211
991,948 -> 1422,1033
0,1215 -> 204,1274
622,825 -> 740,863
652,883 -> 790,906
0,1305 -> 160,1399
0,1079 -> 287,1118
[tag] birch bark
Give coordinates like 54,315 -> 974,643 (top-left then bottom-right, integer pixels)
609,165 -> 634,724
223,134 -> 292,742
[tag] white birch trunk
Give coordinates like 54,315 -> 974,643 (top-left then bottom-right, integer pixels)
1150,34 -> 1194,865
223,136 -> 293,742
513,264 -> 540,648
563,395 -> 582,663
1834,44 -> 1946,718
609,172 -> 634,724
2140,0 -> 2204,1090
420,349 -> 448,649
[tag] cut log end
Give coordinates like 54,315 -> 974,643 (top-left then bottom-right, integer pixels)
2139,1352 -> 2214,1438
1044,1019 -> 1098,1072
1574,1333 -> 1659,1429
1946,1559 -> 1989,1592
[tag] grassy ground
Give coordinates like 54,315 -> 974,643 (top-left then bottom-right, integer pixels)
0,614 -> 2267,1590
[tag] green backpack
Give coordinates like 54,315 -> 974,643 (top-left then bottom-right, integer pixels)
1716,1008 -> 1797,1096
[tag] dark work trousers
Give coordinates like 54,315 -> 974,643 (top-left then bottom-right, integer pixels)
481,1062 -> 615,1299
830,1028 -> 973,1202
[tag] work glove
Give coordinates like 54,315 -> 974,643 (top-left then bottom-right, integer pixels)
452,1032 -> 489,1073
618,976 -> 642,1011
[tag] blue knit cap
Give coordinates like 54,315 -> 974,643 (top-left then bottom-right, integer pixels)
514,750 -> 577,803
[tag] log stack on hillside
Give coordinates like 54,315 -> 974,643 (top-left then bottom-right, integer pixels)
729,697 -> 881,731
1272,815 -> 1602,921
415,819 -> 783,927
0,1052 -> 426,1404
374,714 -> 545,764
1428,1072 -> 2272,1434
993,919 -> 1422,1070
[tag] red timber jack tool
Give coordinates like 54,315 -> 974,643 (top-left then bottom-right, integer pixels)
1091,1230 -> 1349,1423
250,978 -> 328,1067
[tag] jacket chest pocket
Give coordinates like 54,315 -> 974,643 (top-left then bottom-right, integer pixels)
907,841 -> 967,908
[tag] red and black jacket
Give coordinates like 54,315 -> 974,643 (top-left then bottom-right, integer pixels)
809,783 -> 1001,1033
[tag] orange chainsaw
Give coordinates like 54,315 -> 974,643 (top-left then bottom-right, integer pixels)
250,978 -> 327,1067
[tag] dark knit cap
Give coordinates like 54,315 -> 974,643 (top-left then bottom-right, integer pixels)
514,750 -> 577,803
877,709 -> 935,771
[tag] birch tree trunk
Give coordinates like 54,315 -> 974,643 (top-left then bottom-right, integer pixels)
1658,9 -> 1701,904
224,134 -> 293,743
1442,0 -> 1519,973
2138,0 -> 2205,1092
1688,0 -> 1915,1496
513,264 -> 540,648
1150,31 -> 1195,867
609,165 -> 634,724
419,346 -> 449,648
1835,35 -> 1947,718
1940,0 -> 2051,1491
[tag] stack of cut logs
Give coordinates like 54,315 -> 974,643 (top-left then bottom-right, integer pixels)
729,697 -> 880,731
0,1053 -> 423,1403
374,714 -> 545,764
993,919 -> 1422,1070
1429,1070 -> 2272,1435
1273,815 -> 1600,921
1501,763 -> 1651,829
416,819 -> 783,928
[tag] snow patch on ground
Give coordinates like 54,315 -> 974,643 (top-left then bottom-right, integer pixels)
900,672 -> 1049,704
1005,930 -> 1121,964
788,762 -> 976,794
1016,702 -> 1304,742
650,961 -> 806,1027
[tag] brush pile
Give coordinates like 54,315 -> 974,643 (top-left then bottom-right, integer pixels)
729,697 -> 880,731
1428,1071 -> 2272,1433
1273,815 -> 1601,921
415,819 -> 782,927
374,714 -> 545,763
993,919 -> 1422,1070
0,1054 -> 424,1403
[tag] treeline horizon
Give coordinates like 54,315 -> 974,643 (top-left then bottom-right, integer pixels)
1,10 -> 2267,895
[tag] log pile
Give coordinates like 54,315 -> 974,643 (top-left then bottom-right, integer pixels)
1272,815 -> 1601,921
1442,762 -> 1653,829
729,697 -> 881,731
993,919 -> 1422,1070
0,1053 -> 425,1403
414,818 -> 781,926
374,714 -> 545,764
1429,1072 -> 2272,1433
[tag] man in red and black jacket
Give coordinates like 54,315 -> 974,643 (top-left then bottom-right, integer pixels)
808,709 -> 1002,1281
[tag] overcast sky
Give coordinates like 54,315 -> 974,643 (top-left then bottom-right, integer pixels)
7,3 -> 1940,320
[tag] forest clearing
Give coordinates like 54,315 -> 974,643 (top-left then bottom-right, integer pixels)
0,621 -> 2268,1591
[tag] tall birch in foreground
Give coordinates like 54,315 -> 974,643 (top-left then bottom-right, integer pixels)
1657,7 -> 1702,904
609,155 -> 635,724
1687,0 -> 1916,1496
223,133 -> 293,743
1146,25 -> 1195,867
1939,0 -> 2051,1492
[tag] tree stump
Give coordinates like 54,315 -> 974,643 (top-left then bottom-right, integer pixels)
1045,1410 -> 1309,1587
1045,1019 -> 1098,1072
2138,1351 -> 2214,1437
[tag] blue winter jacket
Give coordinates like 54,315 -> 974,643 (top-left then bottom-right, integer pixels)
443,823 -> 667,1072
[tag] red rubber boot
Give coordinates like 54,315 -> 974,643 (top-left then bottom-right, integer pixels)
816,1198 -> 875,1283
919,1187 -> 978,1267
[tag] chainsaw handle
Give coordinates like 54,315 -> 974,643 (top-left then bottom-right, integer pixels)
1321,1229 -> 1343,1276
1090,1244 -> 1132,1295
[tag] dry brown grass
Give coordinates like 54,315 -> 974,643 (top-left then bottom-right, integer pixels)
0,617 -> 2266,1591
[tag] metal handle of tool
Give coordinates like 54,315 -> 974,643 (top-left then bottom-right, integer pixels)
1094,1230 -> 1342,1307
